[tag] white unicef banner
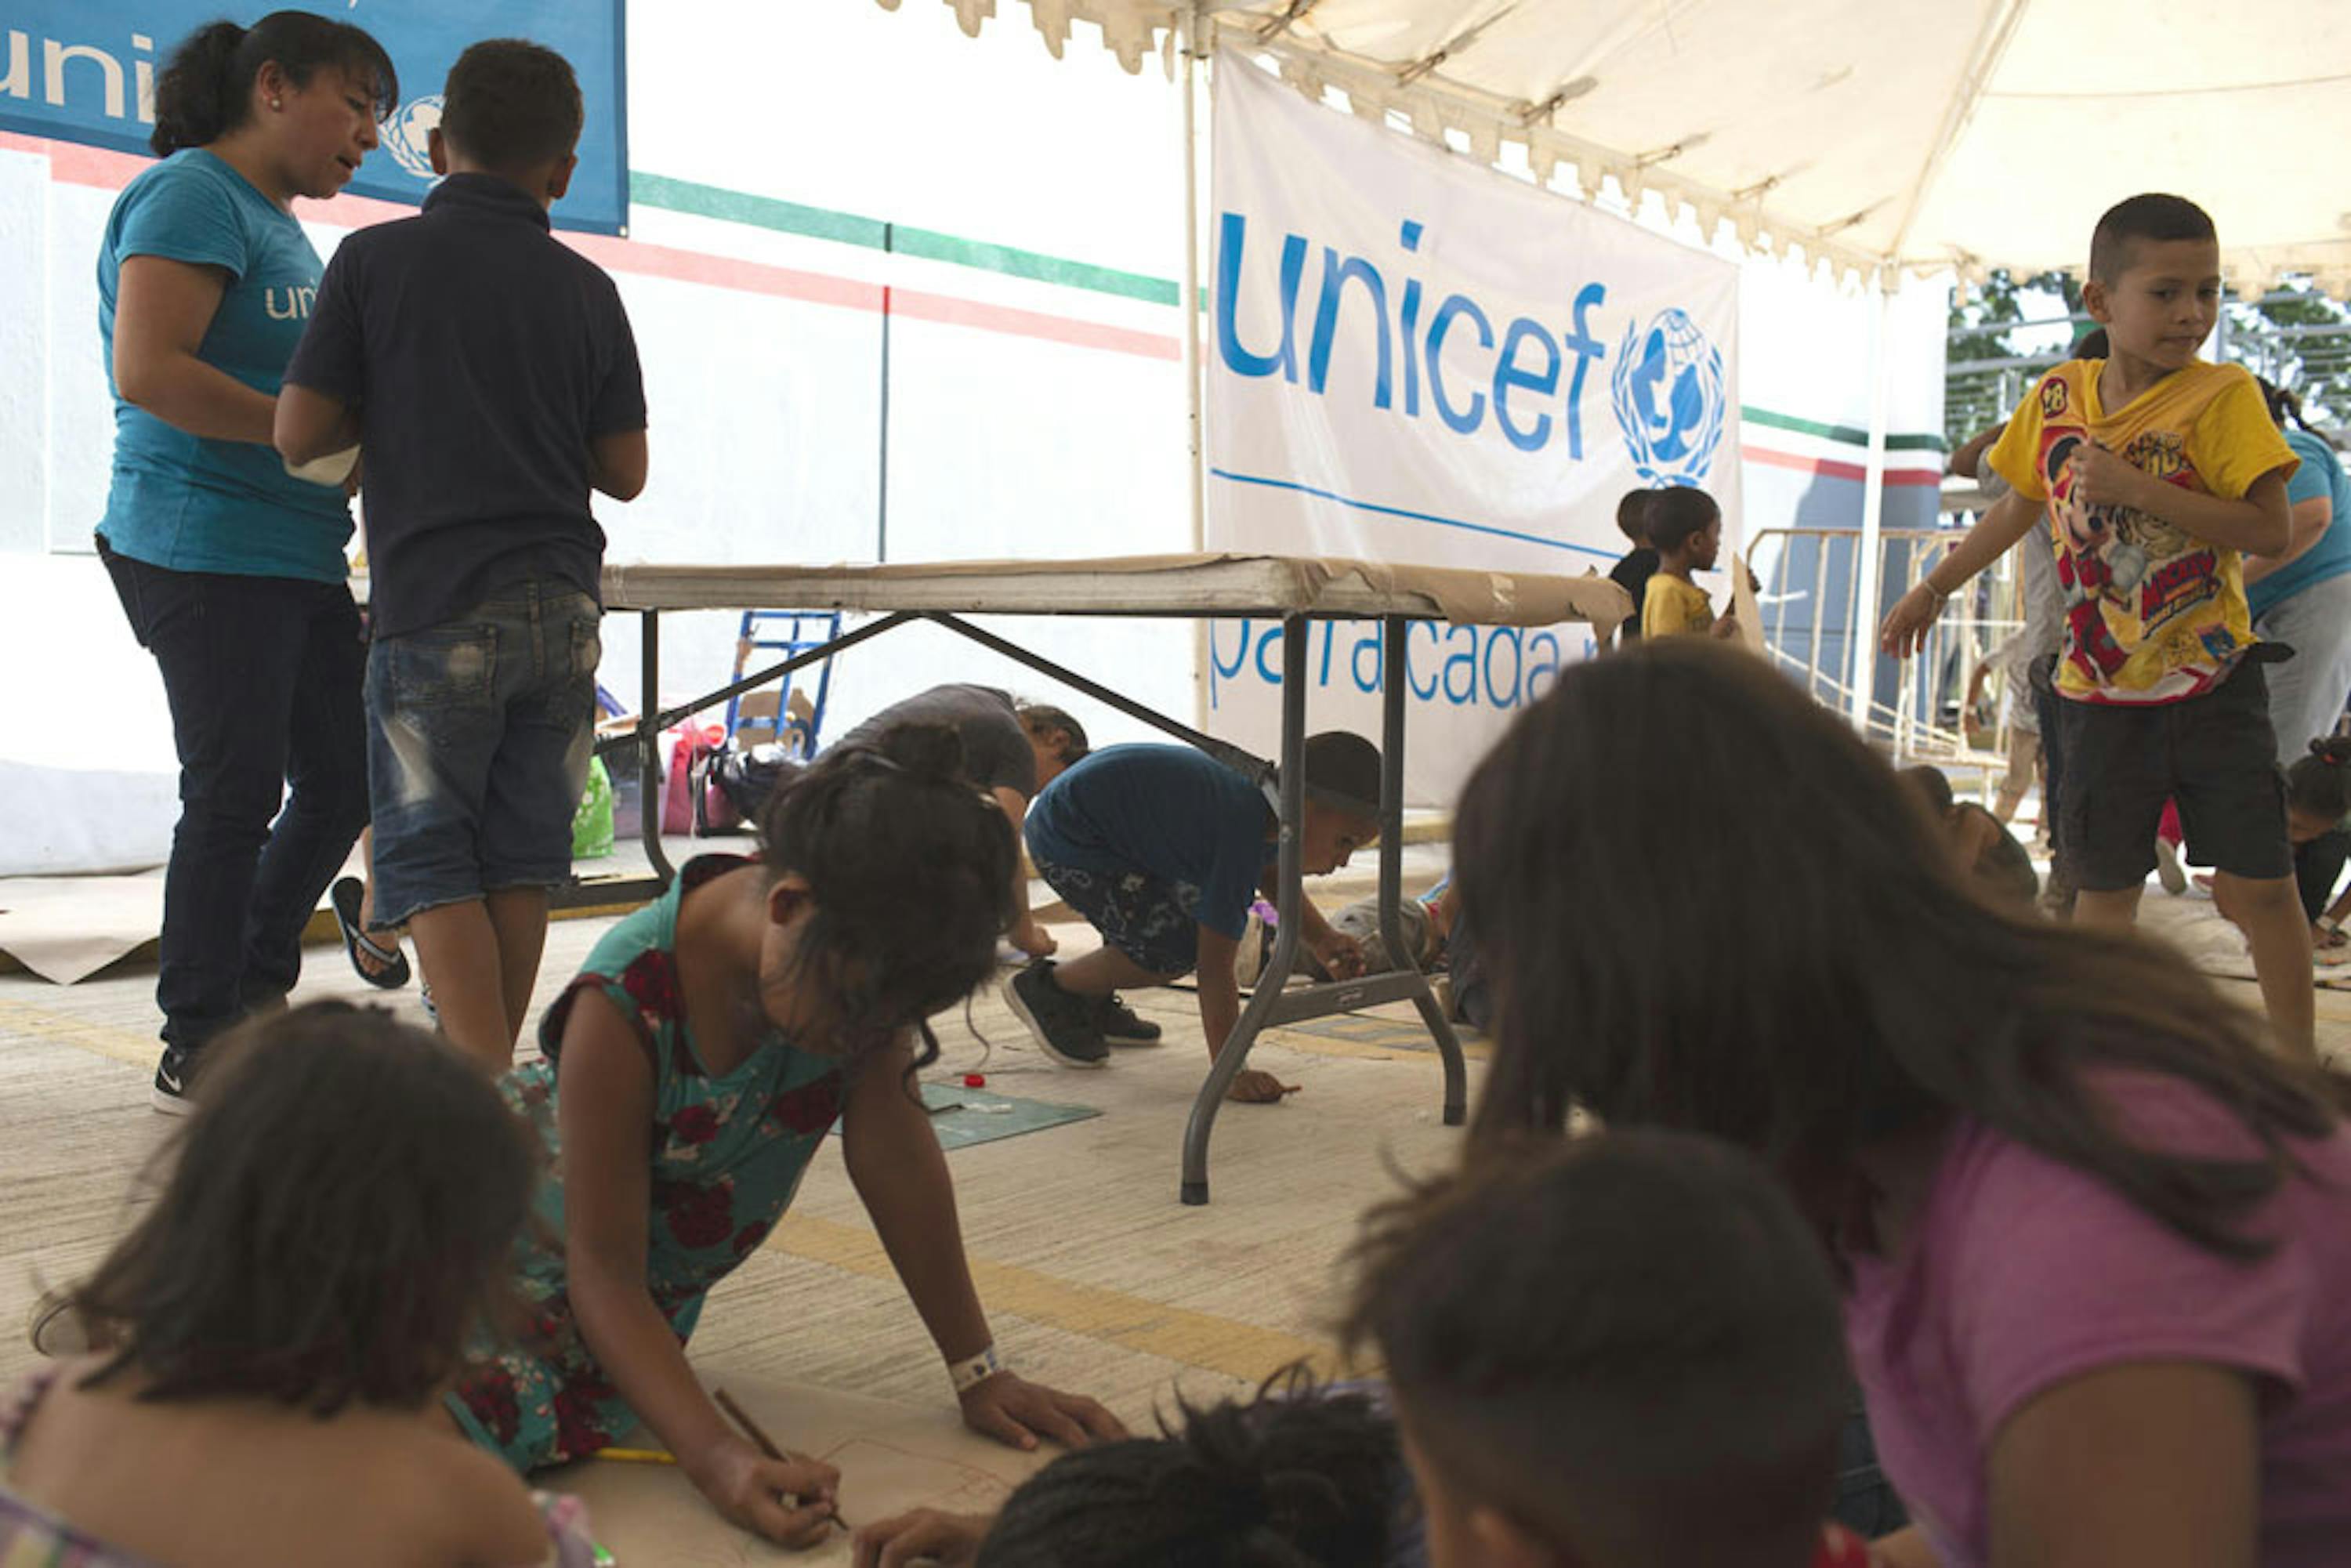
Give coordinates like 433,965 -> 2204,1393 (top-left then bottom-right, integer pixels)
1205,51 -> 1741,805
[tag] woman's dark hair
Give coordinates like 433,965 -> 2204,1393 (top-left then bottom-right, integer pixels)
757,722 -> 1016,1072
1016,702 -> 1090,765
71,1003 -> 534,1414
151,12 -> 398,157
2286,735 -> 2351,819
1615,487 -> 1654,547
976,1368 -> 1398,1567
1455,639 -> 2346,1261
2253,374 -> 2317,436
1643,486 -> 1720,555
1343,1132 -> 1847,1567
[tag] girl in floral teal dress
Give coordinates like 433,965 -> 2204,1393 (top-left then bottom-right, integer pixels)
447,724 -> 1124,1547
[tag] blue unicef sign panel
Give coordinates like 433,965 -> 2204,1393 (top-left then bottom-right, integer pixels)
0,2 -> 628,234
1206,51 -> 1744,804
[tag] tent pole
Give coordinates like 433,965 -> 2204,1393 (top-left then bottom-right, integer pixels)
1179,4 -> 1207,554
1846,273 -> 1893,732
1179,4 -> 1210,737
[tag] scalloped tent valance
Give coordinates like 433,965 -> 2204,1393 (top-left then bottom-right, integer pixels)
875,0 -> 2351,299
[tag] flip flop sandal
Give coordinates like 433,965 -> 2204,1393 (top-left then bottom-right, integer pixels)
330,875 -> 411,990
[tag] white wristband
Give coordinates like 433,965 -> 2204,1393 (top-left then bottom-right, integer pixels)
948,1344 -> 1004,1395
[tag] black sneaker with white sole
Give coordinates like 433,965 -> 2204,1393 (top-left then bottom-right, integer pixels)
150,1044 -> 198,1116
1096,993 -> 1162,1045
1004,961 -> 1109,1067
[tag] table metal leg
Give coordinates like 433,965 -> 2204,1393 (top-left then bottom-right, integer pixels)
1180,613 -> 1308,1205
638,609 -> 673,885
1380,614 -> 1465,1125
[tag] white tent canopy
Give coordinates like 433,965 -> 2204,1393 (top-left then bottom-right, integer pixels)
893,0 -> 2351,297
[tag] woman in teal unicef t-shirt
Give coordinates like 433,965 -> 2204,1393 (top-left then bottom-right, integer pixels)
94,12 -> 397,1111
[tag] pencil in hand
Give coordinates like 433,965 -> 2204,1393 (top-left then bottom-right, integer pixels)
713,1387 -> 852,1532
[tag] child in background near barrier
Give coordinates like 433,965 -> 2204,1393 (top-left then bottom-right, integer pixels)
1639,488 -> 1741,641
445,728 -> 1121,1548
2283,738 -> 2351,951
1607,489 -> 1660,644
1008,734 -> 1384,1103
277,40 -> 648,1070
1,1004 -> 600,1566
1880,193 -> 2312,1059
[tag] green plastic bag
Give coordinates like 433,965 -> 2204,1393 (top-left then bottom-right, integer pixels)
571,756 -> 615,860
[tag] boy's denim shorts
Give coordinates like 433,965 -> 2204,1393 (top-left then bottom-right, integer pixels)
365,581 -> 602,928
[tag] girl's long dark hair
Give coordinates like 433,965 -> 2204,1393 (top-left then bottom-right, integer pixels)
758,721 -> 1017,1073
71,1004 -> 535,1414
151,12 -> 397,157
1456,639 -> 2346,1260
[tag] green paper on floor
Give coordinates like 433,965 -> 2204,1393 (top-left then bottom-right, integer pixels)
831,1081 -> 1101,1150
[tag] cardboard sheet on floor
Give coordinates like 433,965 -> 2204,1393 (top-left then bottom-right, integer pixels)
829,1081 -> 1101,1151
0,871 -> 165,984
550,1379 -> 1049,1566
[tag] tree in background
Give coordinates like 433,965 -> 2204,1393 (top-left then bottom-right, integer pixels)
1947,270 -> 2348,451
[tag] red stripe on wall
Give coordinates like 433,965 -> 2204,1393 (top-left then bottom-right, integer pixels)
2,130 -> 1177,362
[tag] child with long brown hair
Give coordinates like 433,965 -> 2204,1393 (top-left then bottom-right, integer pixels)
2,1004 -> 596,1566
447,724 -> 1122,1546
1454,639 -> 2351,1568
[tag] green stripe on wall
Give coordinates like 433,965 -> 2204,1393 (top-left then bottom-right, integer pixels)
630,171 -> 1944,451
1740,406 -> 1946,452
631,172 -> 1179,306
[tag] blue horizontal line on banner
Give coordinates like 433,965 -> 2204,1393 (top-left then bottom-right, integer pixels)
1207,469 -> 1616,562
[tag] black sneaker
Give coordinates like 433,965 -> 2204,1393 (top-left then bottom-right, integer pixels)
1097,994 -> 1162,1045
1004,961 -> 1109,1068
150,1044 -> 197,1117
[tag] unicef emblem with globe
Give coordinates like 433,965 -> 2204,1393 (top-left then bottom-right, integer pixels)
383,95 -> 445,183
1610,309 -> 1727,488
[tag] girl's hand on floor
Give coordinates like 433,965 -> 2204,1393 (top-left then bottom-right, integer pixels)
1228,1068 -> 1301,1103
959,1372 -> 1128,1453
852,1507 -> 991,1568
687,1436 -> 840,1547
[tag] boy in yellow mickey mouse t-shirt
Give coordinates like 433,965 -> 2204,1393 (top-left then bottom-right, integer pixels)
1880,194 -> 2311,1058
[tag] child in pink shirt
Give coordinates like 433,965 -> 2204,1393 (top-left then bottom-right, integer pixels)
1454,638 -> 2351,1568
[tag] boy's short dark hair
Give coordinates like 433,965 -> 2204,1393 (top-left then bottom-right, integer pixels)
70,1004 -> 537,1415
2088,194 -> 2216,285
1616,488 -> 1655,547
1644,486 -> 1722,555
1016,702 -> 1090,763
1344,1131 -> 1849,1568
440,38 -> 583,172
1300,730 -> 1382,818
978,1371 -> 1399,1566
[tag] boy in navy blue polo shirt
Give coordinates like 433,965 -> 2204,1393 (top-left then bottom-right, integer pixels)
277,39 -> 647,1069
1009,733 -> 1382,1103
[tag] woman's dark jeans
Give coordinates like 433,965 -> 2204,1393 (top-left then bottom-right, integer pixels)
100,538 -> 369,1058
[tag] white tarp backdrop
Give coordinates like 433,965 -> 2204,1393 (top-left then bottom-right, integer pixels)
1205,51 -> 1740,802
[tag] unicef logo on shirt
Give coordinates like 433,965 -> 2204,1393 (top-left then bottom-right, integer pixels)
383,95 -> 444,183
1610,308 -> 1728,487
